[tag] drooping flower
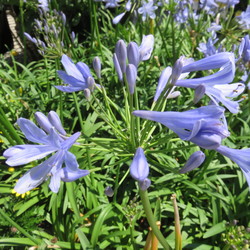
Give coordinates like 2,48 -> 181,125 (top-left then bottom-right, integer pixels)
176,52 -> 245,113
3,112 -> 89,194
216,146 -> 250,188
55,55 -> 97,93
133,105 -> 230,150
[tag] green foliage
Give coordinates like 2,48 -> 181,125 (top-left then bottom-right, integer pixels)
0,0 -> 250,249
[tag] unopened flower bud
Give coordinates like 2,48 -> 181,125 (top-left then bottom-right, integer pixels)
139,178 -> 151,191
48,111 -> 66,135
130,147 -> 149,181
172,56 -> 184,85
87,76 -> 95,92
61,12 -> 66,26
194,84 -> 206,104
127,42 -> 139,67
154,66 -> 172,102
104,186 -> 114,197
167,90 -> 181,99
113,53 -> 123,82
115,40 -> 127,73
84,88 -> 91,100
179,151 -> 205,174
35,111 -> 53,133
93,56 -> 101,78
126,64 -> 137,94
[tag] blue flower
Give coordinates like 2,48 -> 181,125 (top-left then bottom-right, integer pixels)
3,113 -> 89,194
176,53 -> 245,113
237,5 -> 250,29
133,105 -> 230,150
138,1 -> 158,22
55,55 -> 97,93
216,146 -> 250,188
239,35 -> 250,64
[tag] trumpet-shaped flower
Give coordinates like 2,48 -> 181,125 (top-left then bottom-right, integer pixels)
55,55 -> 97,93
3,114 -> 89,194
176,53 -> 245,113
133,105 -> 230,150
216,146 -> 250,188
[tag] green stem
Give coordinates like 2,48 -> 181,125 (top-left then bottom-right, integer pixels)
139,190 -> 171,250
0,208 -> 41,245
72,92 -> 85,133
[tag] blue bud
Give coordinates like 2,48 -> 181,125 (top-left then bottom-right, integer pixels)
130,147 -> 149,181
126,64 -> 137,94
87,76 -> 95,92
113,53 -> 123,82
48,111 -> 67,135
127,42 -> 139,67
93,56 -> 101,78
179,151 -> 205,174
115,40 -> 127,73
35,111 -> 53,133
104,186 -> 114,197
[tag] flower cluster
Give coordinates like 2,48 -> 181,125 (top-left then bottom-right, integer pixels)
3,111 -> 89,194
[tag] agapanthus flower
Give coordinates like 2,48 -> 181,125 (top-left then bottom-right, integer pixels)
138,0 -> 158,21
55,55 -> 98,93
103,0 -> 120,8
3,112 -> 89,194
239,35 -> 250,64
133,105 -> 229,150
176,52 -> 245,113
216,146 -> 250,188
38,0 -> 49,11
237,5 -> 250,30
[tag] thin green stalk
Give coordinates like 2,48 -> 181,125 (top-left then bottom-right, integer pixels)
72,92 -> 85,133
0,208 -> 41,245
139,190 -> 171,250
113,164 -> 121,203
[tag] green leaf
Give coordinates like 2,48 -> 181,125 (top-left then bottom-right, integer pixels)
0,238 -> 36,246
90,204 -> 113,246
203,222 -> 226,238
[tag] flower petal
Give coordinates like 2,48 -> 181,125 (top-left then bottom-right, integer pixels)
17,118 -> 48,144
61,55 -> 84,81
5,145 -> 57,166
14,154 -> 57,194
60,168 -> 89,182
